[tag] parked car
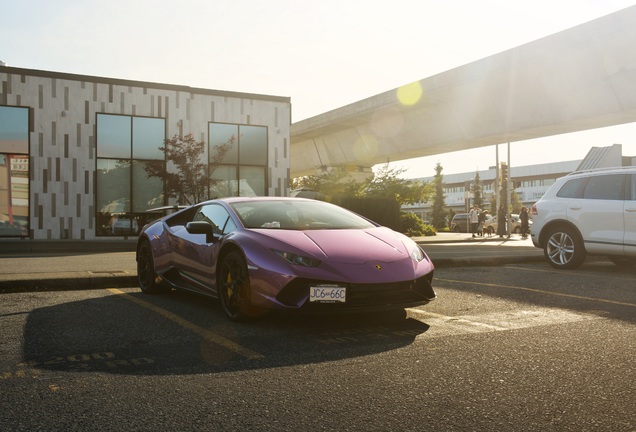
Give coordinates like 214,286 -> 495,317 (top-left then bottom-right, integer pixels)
483,214 -> 530,235
531,166 -> 636,269
136,197 -> 436,321
109,213 -> 139,235
450,213 -> 470,233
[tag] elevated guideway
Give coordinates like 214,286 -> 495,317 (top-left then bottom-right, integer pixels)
291,6 -> 636,178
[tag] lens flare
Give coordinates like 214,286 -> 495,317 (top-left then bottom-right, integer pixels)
397,81 -> 423,106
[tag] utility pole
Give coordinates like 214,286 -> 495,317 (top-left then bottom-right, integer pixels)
495,145 -> 500,214
495,144 -> 512,237
507,142 -> 512,237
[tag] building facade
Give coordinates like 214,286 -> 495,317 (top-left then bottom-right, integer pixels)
0,66 -> 291,240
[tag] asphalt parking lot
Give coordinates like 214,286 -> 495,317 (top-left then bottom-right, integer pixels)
1,259 -> 635,431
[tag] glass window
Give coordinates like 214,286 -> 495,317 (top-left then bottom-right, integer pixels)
209,123 -> 268,197
96,115 -> 166,236
556,178 -> 587,198
210,165 -> 237,198
0,106 -> 29,237
96,159 -> 131,235
97,114 -> 131,159
0,106 -> 29,153
0,154 -> 29,237
194,204 -> 236,234
132,161 -> 164,212
209,123 -> 238,164
239,125 -> 267,165
582,174 -> 625,200
239,166 -> 265,196
133,117 -> 165,160
232,200 -> 375,230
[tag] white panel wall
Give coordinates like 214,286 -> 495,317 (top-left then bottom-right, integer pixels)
0,68 -> 291,240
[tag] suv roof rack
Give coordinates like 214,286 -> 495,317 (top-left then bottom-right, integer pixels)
566,166 -> 635,176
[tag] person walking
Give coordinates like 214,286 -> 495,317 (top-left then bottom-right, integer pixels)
497,204 -> 508,238
469,204 -> 480,238
520,206 -> 530,239
478,209 -> 489,237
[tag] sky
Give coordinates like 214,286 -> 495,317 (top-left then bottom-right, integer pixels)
2,0 -> 636,178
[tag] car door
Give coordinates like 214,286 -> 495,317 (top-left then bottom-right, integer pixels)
570,174 -> 626,255
170,203 -> 237,294
624,174 -> 636,256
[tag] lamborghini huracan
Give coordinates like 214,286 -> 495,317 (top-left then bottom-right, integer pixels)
136,197 -> 436,321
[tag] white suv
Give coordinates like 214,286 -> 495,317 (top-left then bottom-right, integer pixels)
531,166 -> 636,269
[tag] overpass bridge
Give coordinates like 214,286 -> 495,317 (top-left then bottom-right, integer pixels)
290,6 -> 636,178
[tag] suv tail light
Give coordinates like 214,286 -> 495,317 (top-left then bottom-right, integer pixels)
531,204 -> 538,215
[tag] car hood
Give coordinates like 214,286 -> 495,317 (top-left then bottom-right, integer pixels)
252,227 -> 410,264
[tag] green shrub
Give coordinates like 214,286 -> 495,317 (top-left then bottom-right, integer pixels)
400,212 -> 437,237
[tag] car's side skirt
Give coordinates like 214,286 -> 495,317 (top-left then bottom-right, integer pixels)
158,267 -> 218,299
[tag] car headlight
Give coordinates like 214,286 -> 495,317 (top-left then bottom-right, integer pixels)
273,250 -> 322,267
410,244 -> 427,262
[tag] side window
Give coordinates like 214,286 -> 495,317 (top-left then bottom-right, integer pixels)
630,174 -> 636,201
556,178 -> 587,198
582,174 -> 625,200
194,204 -> 235,234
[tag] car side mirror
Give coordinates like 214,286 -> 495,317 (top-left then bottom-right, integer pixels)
185,221 -> 221,243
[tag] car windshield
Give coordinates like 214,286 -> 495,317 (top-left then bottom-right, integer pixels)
230,200 -> 376,230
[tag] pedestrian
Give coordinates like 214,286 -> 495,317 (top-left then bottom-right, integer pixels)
520,206 -> 530,239
469,204 -> 480,238
497,204 -> 507,238
478,209 -> 488,237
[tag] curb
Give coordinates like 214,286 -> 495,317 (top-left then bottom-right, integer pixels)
0,274 -> 138,294
430,255 -> 545,268
0,240 -> 137,256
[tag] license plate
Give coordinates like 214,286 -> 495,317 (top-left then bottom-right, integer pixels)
309,285 -> 346,303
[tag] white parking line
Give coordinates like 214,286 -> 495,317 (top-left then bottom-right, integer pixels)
437,277 -> 636,308
407,308 -> 600,339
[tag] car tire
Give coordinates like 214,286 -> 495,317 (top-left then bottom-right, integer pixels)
137,240 -> 170,294
453,226 -> 461,233
543,226 -> 586,269
514,226 -> 521,234
218,251 -> 258,322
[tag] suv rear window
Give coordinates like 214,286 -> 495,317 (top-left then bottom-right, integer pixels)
556,178 -> 586,198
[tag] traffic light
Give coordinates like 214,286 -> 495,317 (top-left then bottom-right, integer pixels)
500,162 -> 508,183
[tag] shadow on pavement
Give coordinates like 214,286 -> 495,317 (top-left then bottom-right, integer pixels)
21,289 -> 430,376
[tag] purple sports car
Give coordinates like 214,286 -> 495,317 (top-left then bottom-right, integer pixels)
136,197 -> 436,321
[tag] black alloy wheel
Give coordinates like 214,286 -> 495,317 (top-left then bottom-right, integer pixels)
218,251 -> 256,321
137,240 -> 170,294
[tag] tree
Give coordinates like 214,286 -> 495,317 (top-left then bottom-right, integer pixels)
431,162 -> 447,229
473,171 -> 483,208
292,166 -> 362,201
292,163 -> 433,234
362,163 -> 432,206
144,133 -> 235,205
488,189 -> 522,214
511,189 -> 523,214
291,163 -> 433,205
